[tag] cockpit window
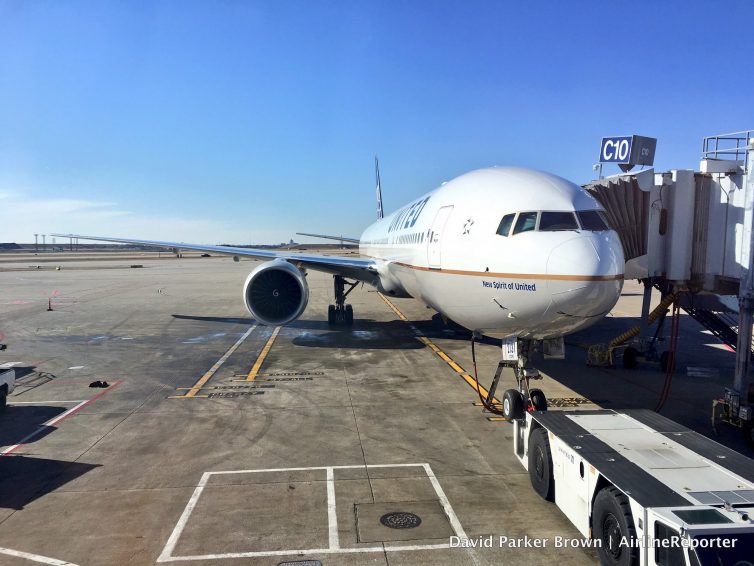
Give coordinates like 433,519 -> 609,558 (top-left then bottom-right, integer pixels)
512,212 -> 538,235
496,214 -> 515,237
539,211 -> 578,231
577,210 -> 609,231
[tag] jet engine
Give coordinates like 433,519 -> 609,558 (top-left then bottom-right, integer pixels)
242,260 -> 309,325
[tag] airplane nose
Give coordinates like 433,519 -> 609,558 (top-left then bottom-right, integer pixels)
546,235 -> 624,318
547,236 -> 600,278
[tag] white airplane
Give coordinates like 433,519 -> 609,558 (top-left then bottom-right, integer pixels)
53,165 -> 625,417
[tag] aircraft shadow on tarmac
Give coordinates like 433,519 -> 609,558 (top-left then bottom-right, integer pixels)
171,313 -> 500,349
0,455 -> 99,510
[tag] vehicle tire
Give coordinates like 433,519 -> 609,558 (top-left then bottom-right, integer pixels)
327,305 -> 335,325
502,389 -> 524,420
530,388 -> 548,411
528,427 -> 554,501
592,487 -> 638,566
622,347 -> 639,369
0,387 -> 7,414
345,304 -> 354,326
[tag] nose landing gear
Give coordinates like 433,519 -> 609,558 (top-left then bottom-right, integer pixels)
328,275 -> 357,326
472,337 -> 547,420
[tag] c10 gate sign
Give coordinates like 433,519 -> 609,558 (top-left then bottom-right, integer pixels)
599,135 -> 656,166
600,136 -> 632,163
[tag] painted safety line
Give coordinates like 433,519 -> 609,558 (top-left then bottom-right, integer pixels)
377,293 -> 501,404
2,381 -> 122,456
9,400 -> 86,405
234,326 -> 281,382
326,467 -> 339,550
157,463 -> 464,562
0,546 -> 80,565
170,325 -> 257,398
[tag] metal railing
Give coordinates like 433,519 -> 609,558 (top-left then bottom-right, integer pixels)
702,130 -> 753,172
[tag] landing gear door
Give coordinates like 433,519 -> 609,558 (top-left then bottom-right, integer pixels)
427,205 -> 454,268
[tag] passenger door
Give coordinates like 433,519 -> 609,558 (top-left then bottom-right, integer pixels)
427,206 -> 454,268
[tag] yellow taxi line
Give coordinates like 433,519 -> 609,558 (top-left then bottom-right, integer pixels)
377,293 -> 501,405
234,326 -> 281,382
169,325 -> 258,399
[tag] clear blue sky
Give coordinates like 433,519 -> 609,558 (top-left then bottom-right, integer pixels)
1,0 -> 752,244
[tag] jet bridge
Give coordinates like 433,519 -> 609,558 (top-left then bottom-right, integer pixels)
584,130 -> 754,443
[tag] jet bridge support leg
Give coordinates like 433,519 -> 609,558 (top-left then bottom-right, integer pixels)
328,275 -> 357,326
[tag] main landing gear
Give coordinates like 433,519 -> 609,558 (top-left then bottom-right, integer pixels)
483,339 -> 547,420
328,275 -> 357,326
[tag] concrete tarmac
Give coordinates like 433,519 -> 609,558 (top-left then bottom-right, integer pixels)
0,253 -> 749,565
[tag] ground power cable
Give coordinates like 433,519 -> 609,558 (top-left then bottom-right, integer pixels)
654,301 -> 680,412
470,335 -> 506,416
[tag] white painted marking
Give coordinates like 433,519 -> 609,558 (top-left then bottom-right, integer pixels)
157,472 -> 211,563
67,366 -> 85,370
326,467 -> 339,549
157,463 -> 465,562
0,546 -> 80,565
9,401 -> 85,405
1,400 -> 88,455
422,463 -> 467,539
161,544 -> 452,561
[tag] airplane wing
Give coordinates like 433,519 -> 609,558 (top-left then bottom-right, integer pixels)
296,232 -> 360,244
51,233 -> 378,284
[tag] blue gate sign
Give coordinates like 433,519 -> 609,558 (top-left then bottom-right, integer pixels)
599,135 -> 656,167
600,136 -> 633,164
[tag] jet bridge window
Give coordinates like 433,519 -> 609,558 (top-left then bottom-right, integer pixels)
512,212 -> 538,235
539,211 -> 578,231
577,210 -> 609,231
496,214 -> 515,237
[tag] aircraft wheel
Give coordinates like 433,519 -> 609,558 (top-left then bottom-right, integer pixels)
592,487 -> 638,566
502,389 -> 524,420
0,386 -> 7,414
622,347 -> 639,369
528,427 -> 554,501
327,305 -> 335,325
530,389 -> 548,411
345,304 -> 354,326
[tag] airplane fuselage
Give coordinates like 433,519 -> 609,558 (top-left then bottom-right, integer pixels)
359,167 -> 625,339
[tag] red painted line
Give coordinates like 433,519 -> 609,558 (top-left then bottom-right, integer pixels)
1,380 -> 122,457
53,380 -> 123,425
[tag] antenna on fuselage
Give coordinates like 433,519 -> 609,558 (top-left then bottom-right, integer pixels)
375,155 -> 384,220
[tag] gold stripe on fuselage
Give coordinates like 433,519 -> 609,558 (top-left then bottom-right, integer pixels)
392,261 -> 624,282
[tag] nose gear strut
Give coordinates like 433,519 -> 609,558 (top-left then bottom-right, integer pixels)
471,335 -> 547,419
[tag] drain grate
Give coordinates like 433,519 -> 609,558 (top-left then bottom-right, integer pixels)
278,561 -> 322,566
380,511 -> 422,529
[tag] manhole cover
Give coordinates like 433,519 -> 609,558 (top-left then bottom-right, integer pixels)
379,511 -> 422,529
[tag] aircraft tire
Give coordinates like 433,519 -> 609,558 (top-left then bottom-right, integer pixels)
502,389 -> 524,420
345,304 -> 354,325
622,347 -> 639,369
327,305 -> 335,325
530,389 -> 547,411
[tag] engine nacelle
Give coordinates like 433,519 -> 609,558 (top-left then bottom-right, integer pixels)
242,260 -> 309,325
